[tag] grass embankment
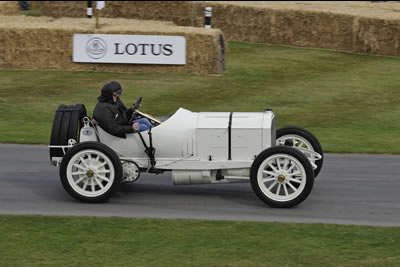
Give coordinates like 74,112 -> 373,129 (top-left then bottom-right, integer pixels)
1,42 -> 400,153
0,215 -> 399,266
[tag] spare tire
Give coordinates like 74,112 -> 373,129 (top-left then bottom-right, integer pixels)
50,105 -> 67,159
67,104 -> 87,147
49,104 -> 87,161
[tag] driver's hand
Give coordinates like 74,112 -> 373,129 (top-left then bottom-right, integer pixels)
132,122 -> 139,131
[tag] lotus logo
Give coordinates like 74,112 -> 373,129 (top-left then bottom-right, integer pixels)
86,37 -> 107,59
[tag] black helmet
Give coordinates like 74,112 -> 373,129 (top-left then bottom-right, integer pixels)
99,81 -> 123,103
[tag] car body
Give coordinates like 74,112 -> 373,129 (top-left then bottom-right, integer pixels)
49,105 -> 323,208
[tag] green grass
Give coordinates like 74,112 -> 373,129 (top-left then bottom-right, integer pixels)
0,215 -> 399,266
1,41 -> 400,153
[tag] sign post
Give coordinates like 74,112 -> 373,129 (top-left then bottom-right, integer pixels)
204,7 -> 212,28
95,1 -> 105,29
87,1 -> 92,18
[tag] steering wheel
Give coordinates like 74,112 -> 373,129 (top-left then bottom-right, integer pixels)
132,96 -> 142,111
130,96 -> 143,123
129,96 -> 161,126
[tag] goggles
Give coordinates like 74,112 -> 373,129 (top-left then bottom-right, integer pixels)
113,89 -> 123,96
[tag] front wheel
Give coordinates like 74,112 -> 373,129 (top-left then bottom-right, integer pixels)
276,126 -> 323,178
250,146 -> 314,208
60,142 -> 122,203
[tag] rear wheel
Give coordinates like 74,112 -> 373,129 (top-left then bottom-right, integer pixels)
60,142 -> 122,203
250,146 -> 314,208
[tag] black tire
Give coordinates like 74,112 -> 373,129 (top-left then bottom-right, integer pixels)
67,104 -> 87,149
250,146 -> 314,208
49,104 -> 87,160
74,104 -> 87,129
58,108 -> 72,147
50,105 -> 67,158
276,126 -> 323,178
60,142 -> 122,203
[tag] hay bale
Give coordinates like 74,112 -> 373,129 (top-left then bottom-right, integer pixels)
0,1 -> 20,16
353,17 -> 400,56
201,1 -> 400,57
0,15 -> 225,74
40,1 -> 197,24
215,1 -> 400,21
40,1 -> 400,57
40,1 -> 87,18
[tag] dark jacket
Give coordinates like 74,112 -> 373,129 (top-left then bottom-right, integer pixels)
93,85 -> 134,138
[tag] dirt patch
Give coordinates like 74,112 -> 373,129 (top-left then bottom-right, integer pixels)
0,15 -> 225,74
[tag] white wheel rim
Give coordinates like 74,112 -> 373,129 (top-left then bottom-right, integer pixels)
277,134 -> 319,164
257,153 -> 307,202
66,149 -> 115,197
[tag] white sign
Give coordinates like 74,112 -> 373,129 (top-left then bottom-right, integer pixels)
73,34 -> 186,65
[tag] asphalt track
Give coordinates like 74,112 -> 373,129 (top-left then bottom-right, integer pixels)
0,144 -> 399,227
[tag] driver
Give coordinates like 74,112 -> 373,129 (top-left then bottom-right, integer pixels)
93,81 -> 153,138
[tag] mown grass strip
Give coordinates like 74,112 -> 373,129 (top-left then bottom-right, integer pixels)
0,215 -> 399,266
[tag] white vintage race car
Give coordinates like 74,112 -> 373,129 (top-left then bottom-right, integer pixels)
49,99 -> 323,208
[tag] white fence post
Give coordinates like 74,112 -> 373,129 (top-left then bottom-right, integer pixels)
87,1 -> 93,18
204,7 -> 212,28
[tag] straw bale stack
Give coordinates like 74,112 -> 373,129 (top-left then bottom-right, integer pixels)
205,1 -> 400,57
39,1 -> 87,18
40,1 -> 400,57
0,16 -> 225,74
0,1 -> 20,16
40,1 -> 198,25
